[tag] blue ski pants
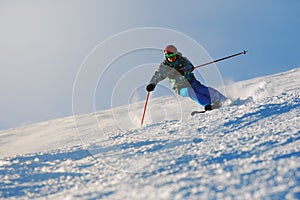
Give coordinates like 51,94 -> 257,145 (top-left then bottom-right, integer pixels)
179,79 -> 227,106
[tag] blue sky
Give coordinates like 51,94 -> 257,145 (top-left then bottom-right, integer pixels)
1,1 -> 299,130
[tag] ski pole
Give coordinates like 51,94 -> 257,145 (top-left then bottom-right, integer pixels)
141,91 -> 150,126
194,50 -> 247,69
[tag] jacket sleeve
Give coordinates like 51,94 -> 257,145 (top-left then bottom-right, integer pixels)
149,63 -> 168,85
183,58 -> 194,71
178,57 -> 195,81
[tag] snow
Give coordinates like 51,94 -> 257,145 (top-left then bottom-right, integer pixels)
0,68 -> 300,199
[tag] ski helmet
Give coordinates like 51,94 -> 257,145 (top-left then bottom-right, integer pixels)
164,45 -> 177,53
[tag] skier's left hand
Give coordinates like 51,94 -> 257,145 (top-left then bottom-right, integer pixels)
186,65 -> 194,71
179,65 -> 194,73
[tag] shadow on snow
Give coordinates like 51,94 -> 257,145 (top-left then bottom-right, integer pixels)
0,147 -> 92,198
224,96 -> 300,132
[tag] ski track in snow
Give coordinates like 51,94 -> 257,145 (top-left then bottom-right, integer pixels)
0,69 -> 300,199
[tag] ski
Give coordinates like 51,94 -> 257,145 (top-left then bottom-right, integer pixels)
191,110 -> 206,116
191,97 -> 254,116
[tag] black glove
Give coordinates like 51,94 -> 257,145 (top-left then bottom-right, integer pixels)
146,83 -> 156,92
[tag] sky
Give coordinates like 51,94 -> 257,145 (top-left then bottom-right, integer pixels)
1,0 -> 299,130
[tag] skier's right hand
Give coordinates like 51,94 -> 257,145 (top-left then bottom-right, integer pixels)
146,83 -> 156,92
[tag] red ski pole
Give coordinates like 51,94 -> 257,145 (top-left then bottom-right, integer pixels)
141,92 -> 150,126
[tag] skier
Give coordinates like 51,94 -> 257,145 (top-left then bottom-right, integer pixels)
146,44 -> 228,111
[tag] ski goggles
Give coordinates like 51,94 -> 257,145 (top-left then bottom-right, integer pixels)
165,52 -> 177,58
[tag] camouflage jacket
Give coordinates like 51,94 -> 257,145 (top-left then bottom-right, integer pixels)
149,55 -> 195,93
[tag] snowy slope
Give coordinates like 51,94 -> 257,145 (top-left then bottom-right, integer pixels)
0,69 -> 300,199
